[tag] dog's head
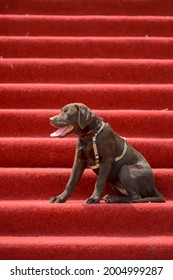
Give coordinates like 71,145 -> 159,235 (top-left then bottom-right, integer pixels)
50,103 -> 96,137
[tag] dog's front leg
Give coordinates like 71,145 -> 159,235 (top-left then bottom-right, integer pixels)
50,147 -> 86,203
86,160 -> 112,204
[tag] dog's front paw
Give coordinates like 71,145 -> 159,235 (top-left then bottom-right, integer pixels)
50,197 -> 57,203
49,196 -> 67,203
86,197 -> 100,204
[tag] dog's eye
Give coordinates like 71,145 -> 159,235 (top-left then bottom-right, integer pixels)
62,108 -> 68,114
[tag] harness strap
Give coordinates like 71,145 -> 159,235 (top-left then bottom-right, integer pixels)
89,121 -> 105,169
89,124 -> 127,169
115,137 -> 127,162
92,135 -> 100,169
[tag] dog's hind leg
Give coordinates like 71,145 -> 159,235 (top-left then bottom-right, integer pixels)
104,165 -> 143,203
104,195 -> 165,203
110,181 -> 128,196
131,197 -> 165,203
117,164 -> 165,203
103,194 -> 132,203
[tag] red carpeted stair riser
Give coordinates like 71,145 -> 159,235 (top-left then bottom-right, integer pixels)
0,168 -> 172,201
1,59 -> 173,84
1,0 -> 173,16
0,201 -> 173,236
1,236 -> 173,260
0,0 -> 173,260
1,138 -> 173,168
0,110 -> 173,138
1,37 -> 173,59
1,16 -> 173,37
0,84 -> 173,110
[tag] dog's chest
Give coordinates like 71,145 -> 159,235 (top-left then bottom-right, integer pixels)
81,140 -> 98,166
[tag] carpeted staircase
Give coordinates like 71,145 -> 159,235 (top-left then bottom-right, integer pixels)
0,0 -> 173,260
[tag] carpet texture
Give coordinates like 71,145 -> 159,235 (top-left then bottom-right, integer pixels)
0,0 -> 173,260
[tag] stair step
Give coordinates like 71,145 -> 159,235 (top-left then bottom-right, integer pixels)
1,58 -> 173,84
0,200 -> 172,236
0,109 -> 172,138
1,37 -> 173,59
1,0 -> 173,16
1,15 -> 173,37
1,235 -> 173,260
0,168 -> 172,200
1,84 -> 173,110
0,138 -> 173,168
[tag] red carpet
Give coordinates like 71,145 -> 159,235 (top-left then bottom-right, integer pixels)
0,0 -> 173,260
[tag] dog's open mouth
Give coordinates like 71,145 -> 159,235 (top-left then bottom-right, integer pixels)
50,125 -> 74,137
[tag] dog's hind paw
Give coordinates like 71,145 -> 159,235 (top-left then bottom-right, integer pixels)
104,194 -> 132,203
103,194 -> 114,203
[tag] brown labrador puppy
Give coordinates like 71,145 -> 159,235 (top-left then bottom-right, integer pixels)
49,103 -> 165,204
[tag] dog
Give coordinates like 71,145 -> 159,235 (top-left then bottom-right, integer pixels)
49,103 -> 165,204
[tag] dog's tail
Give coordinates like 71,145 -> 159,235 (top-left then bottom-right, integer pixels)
131,196 -> 166,203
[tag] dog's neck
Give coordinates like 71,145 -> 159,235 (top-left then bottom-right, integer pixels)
77,117 -> 103,139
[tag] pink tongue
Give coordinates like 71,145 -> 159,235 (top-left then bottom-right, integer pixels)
50,127 -> 68,137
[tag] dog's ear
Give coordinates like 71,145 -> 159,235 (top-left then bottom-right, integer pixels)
77,104 -> 95,130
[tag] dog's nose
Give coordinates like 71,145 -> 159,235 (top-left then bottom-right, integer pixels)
50,117 -> 55,124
